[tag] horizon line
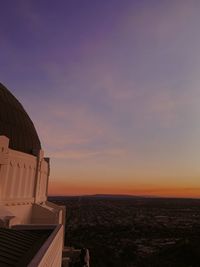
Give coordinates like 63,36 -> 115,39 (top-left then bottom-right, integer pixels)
47,193 -> 200,200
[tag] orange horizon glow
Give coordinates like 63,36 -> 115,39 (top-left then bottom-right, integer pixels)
48,180 -> 200,199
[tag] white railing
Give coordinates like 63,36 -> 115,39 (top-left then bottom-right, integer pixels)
28,224 -> 64,267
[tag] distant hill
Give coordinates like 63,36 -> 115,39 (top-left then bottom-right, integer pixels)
48,194 -> 159,199
48,194 -> 199,200
85,194 -> 143,199
48,194 -> 143,199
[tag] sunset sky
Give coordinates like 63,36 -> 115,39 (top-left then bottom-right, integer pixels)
1,0 -> 200,197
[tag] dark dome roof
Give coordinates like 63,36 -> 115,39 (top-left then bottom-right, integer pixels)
0,83 -> 41,155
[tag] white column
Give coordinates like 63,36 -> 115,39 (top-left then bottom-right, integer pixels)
0,136 -> 9,202
34,150 -> 50,203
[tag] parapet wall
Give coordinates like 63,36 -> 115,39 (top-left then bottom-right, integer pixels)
0,135 -> 49,205
28,224 -> 64,267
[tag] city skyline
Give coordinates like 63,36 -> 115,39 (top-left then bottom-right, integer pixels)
1,0 -> 200,197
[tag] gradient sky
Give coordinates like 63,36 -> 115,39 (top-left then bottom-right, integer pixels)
1,0 -> 200,197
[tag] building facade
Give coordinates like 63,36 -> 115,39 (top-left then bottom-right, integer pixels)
0,83 -> 65,266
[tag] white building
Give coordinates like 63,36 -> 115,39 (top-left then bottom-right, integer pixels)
0,82 -> 65,267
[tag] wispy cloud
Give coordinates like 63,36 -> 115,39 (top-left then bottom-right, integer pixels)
30,101 -> 126,161
49,148 -> 125,160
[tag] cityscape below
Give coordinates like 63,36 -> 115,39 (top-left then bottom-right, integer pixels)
49,195 -> 200,267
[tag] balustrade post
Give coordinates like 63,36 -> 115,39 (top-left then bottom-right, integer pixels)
0,136 -> 9,202
34,149 -> 44,203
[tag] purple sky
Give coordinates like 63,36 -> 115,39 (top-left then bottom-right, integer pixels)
1,1 -> 200,196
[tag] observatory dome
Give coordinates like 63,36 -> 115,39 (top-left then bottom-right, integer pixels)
0,82 -> 41,155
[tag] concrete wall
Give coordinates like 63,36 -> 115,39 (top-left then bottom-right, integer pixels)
0,136 -> 49,205
6,204 -> 33,225
32,203 -> 60,224
28,225 -> 64,267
